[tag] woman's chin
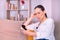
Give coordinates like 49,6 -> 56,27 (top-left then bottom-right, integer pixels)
38,18 -> 41,21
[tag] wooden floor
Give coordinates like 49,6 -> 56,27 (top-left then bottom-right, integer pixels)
0,19 -> 27,40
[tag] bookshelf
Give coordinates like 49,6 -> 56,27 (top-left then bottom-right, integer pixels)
6,0 -> 31,21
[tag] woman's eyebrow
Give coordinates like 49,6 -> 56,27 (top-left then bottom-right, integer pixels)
34,13 -> 37,15
37,12 -> 40,13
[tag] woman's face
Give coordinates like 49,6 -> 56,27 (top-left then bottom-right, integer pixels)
34,8 -> 45,21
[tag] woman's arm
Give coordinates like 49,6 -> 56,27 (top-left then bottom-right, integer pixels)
23,13 -> 36,26
23,17 -> 33,26
21,14 -> 35,30
21,29 -> 36,37
21,13 -> 37,36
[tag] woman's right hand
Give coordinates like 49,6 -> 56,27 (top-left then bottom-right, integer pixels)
23,13 -> 36,26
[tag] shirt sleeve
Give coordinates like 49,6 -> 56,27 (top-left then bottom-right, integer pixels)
36,19 -> 55,38
26,24 -> 35,30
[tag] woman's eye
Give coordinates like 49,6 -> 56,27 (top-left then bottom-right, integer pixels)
38,12 -> 40,14
34,13 -> 37,15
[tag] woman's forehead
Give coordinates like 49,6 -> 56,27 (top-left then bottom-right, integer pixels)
34,8 -> 42,12
34,9 -> 42,13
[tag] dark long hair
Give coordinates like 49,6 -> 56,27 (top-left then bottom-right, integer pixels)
34,5 -> 47,18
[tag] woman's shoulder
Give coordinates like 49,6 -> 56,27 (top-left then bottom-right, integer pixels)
47,18 -> 54,22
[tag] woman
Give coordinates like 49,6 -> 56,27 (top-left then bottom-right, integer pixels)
21,5 -> 55,40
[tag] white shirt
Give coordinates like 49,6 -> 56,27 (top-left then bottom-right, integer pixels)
26,18 -> 55,40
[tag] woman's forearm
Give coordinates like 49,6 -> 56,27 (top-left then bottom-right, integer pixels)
21,13 -> 36,36
24,17 -> 33,26
21,17 -> 33,30
22,30 -> 36,37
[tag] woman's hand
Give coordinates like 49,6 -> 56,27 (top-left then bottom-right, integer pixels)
30,13 -> 36,19
23,13 -> 36,26
20,28 -> 36,36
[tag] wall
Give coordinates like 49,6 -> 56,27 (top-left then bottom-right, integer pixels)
0,0 -> 6,19
52,0 -> 60,40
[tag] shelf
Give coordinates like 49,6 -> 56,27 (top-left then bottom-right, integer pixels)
7,0 -> 19,1
6,0 -> 31,21
7,19 -> 25,22
6,9 -> 28,11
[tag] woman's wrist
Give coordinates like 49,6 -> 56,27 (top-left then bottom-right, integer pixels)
30,16 -> 34,20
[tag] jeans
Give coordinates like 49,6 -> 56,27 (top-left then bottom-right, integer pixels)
36,38 -> 49,40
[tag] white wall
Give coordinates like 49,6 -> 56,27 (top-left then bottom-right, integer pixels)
52,0 -> 60,40
39,0 -> 52,18
0,0 -> 6,19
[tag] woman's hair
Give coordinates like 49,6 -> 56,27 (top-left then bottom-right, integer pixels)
34,5 -> 47,18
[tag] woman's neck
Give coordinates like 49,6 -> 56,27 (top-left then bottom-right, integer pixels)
40,17 -> 47,23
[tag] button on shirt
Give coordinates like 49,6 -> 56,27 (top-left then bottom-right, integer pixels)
26,18 -> 55,40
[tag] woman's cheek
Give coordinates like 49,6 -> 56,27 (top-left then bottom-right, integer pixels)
36,14 -> 41,19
